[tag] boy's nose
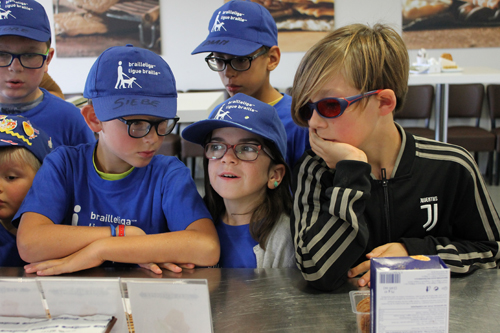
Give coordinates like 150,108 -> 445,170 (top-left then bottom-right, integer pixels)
308,109 -> 327,129
8,58 -> 23,71
223,65 -> 237,78
143,127 -> 159,143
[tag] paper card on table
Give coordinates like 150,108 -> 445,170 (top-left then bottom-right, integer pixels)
0,278 -> 46,317
38,278 -> 128,333
123,278 -> 212,333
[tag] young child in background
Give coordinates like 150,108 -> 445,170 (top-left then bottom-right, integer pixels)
0,115 -> 51,267
0,0 -> 94,147
192,0 -> 309,168
183,93 -> 295,268
290,23 -> 500,291
15,45 -> 219,275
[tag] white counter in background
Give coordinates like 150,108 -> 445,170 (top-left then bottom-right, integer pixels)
177,91 -> 226,123
409,67 -> 500,142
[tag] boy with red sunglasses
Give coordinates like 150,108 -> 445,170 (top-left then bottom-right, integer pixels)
290,23 -> 500,291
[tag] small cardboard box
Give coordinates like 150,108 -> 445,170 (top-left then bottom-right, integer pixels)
370,255 -> 450,333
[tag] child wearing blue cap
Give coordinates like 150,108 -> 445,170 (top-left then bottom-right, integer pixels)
15,45 -> 219,275
183,93 -> 295,268
0,0 -> 94,147
192,0 -> 310,168
0,115 -> 52,267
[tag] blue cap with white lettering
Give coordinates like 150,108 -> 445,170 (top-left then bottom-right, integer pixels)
84,45 -> 177,121
182,93 -> 287,159
192,0 -> 277,56
0,0 -> 51,42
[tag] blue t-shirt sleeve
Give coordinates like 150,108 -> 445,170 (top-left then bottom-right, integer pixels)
14,146 -> 72,226
160,159 -> 212,231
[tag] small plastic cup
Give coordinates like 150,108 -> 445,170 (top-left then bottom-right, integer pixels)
349,290 -> 370,333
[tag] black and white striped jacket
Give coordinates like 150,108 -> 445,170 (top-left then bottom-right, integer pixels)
291,124 -> 500,291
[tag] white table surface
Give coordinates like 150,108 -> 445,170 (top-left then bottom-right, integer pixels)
177,91 -> 226,123
409,67 -> 500,142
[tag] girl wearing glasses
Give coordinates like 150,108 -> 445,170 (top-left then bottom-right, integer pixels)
290,23 -> 500,291
183,93 -> 295,268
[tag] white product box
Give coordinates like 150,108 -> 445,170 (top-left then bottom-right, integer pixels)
370,255 -> 450,333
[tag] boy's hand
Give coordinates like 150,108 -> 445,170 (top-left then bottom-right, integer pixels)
309,128 -> 367,169
139,263 -> 195,274
347,242 -> 408,287
24,241 -> 105,276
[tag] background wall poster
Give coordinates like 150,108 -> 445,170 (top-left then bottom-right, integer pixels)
245,0 -> 335,52
52,0 -> 161,57
402,0 -> 500,49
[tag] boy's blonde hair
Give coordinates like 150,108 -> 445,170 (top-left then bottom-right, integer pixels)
0,147 -> 41,173
291,23 -> 409,127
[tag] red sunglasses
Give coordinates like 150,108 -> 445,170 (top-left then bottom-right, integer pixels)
300,89 -> 382,120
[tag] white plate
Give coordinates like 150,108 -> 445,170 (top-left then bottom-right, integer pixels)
441,67 -> 464,73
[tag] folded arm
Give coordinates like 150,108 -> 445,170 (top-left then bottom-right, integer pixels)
24,218 -> 219,276
292,155 -> 372,291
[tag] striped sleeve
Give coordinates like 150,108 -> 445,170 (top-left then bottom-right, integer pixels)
401,138 -> 500,274
291,154 -> 371,291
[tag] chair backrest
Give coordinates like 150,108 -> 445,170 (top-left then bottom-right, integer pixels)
487,84 -> 500,128
448,84 -> 484,119
395,85 -> 434,127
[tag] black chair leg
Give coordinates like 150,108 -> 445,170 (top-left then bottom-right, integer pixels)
486,152 -> 494,185
496,152 -> 500,186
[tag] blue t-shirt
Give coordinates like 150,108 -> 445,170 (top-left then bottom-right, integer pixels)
7,89 -> 95,148
274,94 -> 310,168
14,142 -> 211,236
215,220 -> 258,268
0,226 -> 25,266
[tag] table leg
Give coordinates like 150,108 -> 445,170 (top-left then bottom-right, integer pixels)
442,84 -> 449,143
435,83 -> 442,141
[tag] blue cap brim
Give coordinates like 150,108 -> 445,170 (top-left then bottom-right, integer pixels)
192,37 -> 263,56
92,95 -> 177,121
0,25 -> 51,42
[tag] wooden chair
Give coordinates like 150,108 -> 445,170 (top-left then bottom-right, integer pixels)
394,85 -> 435,139
487,84 -> 500,185
447,83 -> 495,183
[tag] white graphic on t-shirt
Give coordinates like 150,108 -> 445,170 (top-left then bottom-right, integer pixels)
0,9 -> 14,19
214,105 -> 231,120
115,60 -> 142,89
72,205 -> 81,226
211,11 -> 226,32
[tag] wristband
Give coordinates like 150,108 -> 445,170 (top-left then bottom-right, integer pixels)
110,225 -> 116,237
118,225 -> 125,237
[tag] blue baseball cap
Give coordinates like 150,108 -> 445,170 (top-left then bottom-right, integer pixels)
0,115 -> 52,163
182,93 -> 287,160
192,0 -> 278,56
84,45 -> 177,121
0,0 -> 51,42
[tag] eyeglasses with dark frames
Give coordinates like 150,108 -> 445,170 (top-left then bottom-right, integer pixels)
205,142 -> 274,161
205,48 -> 268,72
300,89 -> 382,121
0,49 -> 50,69
117,117 -> 179,139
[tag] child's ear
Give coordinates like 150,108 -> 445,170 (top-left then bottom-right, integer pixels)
267,163 -> 286,189
80,104 -> 102,133
44,48 -> 55,72
267,46 -> 281,72
377,89 -> 397,116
